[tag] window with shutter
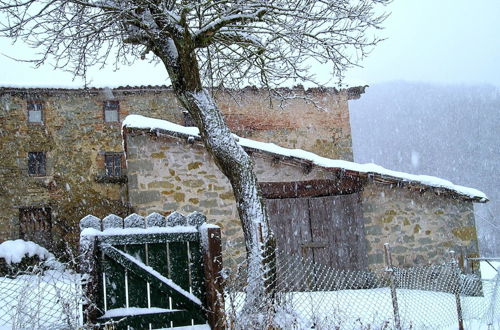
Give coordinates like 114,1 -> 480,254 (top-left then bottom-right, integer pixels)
28,152 -> 46,176
105,153 -> 122,177
27,101 -> 43,123
103,100 -> 119,122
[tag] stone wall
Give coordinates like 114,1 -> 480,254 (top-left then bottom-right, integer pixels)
217,88 -> 354,160
0,86 -> 353,252
0,88 -> 182,251
125,129 -> 480,269
124,130 -> 329,264
361,183 -> 479,269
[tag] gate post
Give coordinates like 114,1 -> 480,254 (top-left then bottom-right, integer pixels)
200,224 -> 225,329
79,215 -> 102,326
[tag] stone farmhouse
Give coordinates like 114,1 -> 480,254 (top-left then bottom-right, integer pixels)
0,85 -> 359,252
0,85 -> 487,270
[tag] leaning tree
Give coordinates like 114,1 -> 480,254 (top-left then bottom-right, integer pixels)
0,0 -> 388,317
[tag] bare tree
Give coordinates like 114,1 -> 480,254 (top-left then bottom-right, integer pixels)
0,0 -> 389,319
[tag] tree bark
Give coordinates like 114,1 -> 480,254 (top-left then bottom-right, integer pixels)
153,39 -> 273,315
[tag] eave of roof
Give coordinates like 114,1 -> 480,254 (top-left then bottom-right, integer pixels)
122,114 -> 488,203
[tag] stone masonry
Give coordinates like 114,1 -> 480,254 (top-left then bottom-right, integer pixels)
361,184 -> 478,269
124,127 -> 481,269
0,86 -> 357,253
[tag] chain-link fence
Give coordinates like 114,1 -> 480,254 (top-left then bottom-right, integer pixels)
223,251 -> 500,329
1,249 -> 498,329
0,260 -> 84,329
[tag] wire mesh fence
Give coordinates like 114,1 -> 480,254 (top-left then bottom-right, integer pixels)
222,251 -> 500,329
0,248 -> 498,329
0,259 -> 84,329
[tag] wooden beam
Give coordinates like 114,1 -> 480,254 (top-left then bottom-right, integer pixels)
259,178 -> 364,199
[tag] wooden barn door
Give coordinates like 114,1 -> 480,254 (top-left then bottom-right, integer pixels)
19,207 -> 53,250
265,193 -> 367,270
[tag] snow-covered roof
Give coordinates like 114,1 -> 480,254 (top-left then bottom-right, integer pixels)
122,115 -> 488,203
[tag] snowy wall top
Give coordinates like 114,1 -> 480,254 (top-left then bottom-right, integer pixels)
122,115 -> 488,203
0,85 -> 366,99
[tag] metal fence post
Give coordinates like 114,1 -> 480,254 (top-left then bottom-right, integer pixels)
450,251 -> 464,330
384,243 -> 401,330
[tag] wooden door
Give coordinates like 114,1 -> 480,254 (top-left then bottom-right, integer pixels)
265,193 -> 367,270
265,198 -> 313,260
19,207 -> 53,249
309,194 -> 367,270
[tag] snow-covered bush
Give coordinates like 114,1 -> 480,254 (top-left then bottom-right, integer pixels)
0,240 -> 83,329
0,239 -> 64,276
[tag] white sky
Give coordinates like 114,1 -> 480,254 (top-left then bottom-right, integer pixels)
0,0 -> 499,88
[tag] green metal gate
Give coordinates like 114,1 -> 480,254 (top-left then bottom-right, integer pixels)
79,211 -> 223,329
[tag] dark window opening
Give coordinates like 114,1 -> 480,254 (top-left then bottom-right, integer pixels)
105,153 -> 122,177
103,100 -> 119,122
19,207 -> 52,249
27,101 -> 43,123
183,110 -> 195,127
28,152 -> 46,176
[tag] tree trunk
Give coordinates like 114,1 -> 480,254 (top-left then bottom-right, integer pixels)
153,40 -> 273,316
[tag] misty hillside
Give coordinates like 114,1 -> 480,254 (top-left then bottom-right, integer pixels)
349,81 -> 500,257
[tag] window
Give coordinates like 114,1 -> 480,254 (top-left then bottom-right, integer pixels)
28,152 -> 46,176
105,153 -> 122,177
27,101 -> 43,123
103,100 -> 119,122
19,207 -> 52,249
183,110 -> 195,127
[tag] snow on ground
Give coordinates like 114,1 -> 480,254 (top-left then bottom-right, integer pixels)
0,270 -> 82,329
0,270 -> 498,329
122,114 -> 487,201
226,280 -> 500,329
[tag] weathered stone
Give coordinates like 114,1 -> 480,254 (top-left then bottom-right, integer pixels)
418,238 -> 433,245
181,204 -> 202,213
129,190 -> 161,204
148,181 -> 175,189
127,159 -> 154,172
452,226 -> 477,241
173,192 -> 185,202
187,161 -> 203,170
209,208 -> 233,216
199,199 -> 218,208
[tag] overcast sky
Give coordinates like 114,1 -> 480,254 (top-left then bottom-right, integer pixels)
0,0 -> 499,88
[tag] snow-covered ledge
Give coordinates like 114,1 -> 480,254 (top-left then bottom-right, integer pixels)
122,114 -> 488,203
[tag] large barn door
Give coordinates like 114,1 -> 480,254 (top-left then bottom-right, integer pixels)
309,194 -> 367,270
265,198 -> 313,260
265,193 -> 367,270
